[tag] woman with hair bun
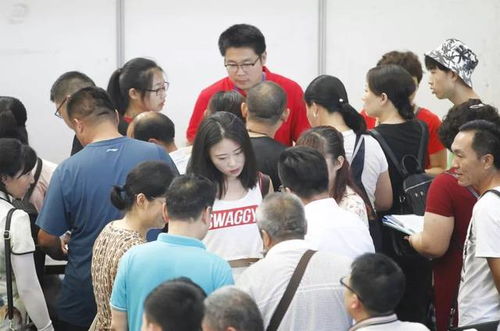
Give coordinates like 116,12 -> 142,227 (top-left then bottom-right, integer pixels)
107,57 -> 168,134
91,161 -> 175,330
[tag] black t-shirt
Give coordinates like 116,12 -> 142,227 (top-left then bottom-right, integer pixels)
372,120 -> 428,215
250,136 -> 286,191
71,135 -> 83,155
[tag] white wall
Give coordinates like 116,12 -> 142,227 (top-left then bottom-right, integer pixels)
1,0 -> 499,164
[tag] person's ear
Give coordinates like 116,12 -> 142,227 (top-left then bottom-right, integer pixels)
162,203 -> 170,223
136,193 -> 147,208
334,155 -> 345,170
281,108 -> 290,123
260,51 -> 267,66
72,118 -> 83,134
261,229 -> 272,249
482,153 -> 494,170
148,138 -> 162,146
241,102 -> 249,119
128,88 -> 141,101
448,70 -> 459,83
379,92 -> 389,106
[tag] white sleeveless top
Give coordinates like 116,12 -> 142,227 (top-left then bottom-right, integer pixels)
203,183 -> 263,261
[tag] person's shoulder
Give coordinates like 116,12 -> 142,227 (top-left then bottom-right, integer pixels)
478,187 -> 500,208
199,76 -> 231,96
417,107 -> 442,126
266,68 -> 303,92
313,250 -> 352,270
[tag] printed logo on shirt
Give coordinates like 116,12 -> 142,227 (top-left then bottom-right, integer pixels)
209,205 -> 258,230
106,148 -> 119,152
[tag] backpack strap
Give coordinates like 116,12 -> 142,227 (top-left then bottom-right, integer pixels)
415,120 -> 428,170
266,249 -> 317,331
368,129 -> 407,178
23,157 -> 43,203
258,172 -> 271,198
482,189 -> 500,199
4,208 -> 18,324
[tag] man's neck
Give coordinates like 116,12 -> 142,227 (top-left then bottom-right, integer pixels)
246,120 -> 278,138
300,192 -> 330,205
477,172 -> 500,195
449,86 -> 480,106
83,123 -> 122,145
167,221 -> 205,240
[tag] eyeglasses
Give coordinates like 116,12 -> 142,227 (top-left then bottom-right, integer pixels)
339,276 -> 364,303
144,82 -> 170,96
54,96 -> 68,118
224,57 -> 261,73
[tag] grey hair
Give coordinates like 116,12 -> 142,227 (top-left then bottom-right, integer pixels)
256,192 -> 306,240
203,286 -> 264,331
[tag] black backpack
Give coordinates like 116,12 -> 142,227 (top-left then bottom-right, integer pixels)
369,121 -> 432,216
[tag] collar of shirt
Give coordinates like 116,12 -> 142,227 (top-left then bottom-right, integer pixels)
349,313 -> 398,331
157,233 -> 206,250
0,191 -> 10,203
305,197 -> 339,210
265,239 -> 312,259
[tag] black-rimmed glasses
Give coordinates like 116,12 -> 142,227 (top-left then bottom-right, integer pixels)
224,57 -> 261,73
144,81 -> 170,96
54,96 -> 68,118
339,276 -> 364,302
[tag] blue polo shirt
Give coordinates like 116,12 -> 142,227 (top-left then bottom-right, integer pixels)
111,233 -> 233,331
36,137 -> 178,327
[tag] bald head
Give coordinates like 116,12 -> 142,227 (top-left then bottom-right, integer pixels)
246,81 -> 287,125
128,111 -> 175,146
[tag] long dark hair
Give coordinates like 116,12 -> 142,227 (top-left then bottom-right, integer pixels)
0,138 -> 37,194
297,126 -> 372,211
0,96 -> 29,144
366,64 -> 416,120
188,112 -> 257,199
107,57 -> 163,115
304,75 -> 366,135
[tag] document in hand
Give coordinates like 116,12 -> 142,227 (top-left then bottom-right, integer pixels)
382,214 -> 424,235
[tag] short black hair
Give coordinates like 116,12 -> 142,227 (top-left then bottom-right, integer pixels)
0,138 -> 37,193
107,57 -> 163,115
67,86 -> 117,123
377,51 -> 423,84
132,112 -> 175,145
278,146 -> 329,199
143,277 -> 206,331
459,119 -> 500,169
424,56 -> 451,73
247,81 -> 287,125
350,253 -> 405,316
165,174 -> 216,221
50,71 -> 95,103
218,24 -> 266,57
207,91 -> 245,122
0,96 -> 29,144
188,112 -> 257,199
110,161 -> 176,212
439,100 -> 500,150
367,64 -> 416,120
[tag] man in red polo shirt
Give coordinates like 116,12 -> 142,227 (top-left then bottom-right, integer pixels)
186,24 -> 309,146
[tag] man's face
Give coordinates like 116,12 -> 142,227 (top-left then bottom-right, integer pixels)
451,131 -> 485,187
428,68 -> 454,100
224,47 -> 266,91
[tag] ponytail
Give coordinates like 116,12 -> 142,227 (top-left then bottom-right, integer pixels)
110,185 -> 132,210
107,69 -> 127,116
338,102 -> 367,135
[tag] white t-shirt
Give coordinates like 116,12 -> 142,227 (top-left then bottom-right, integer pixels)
169,146 -> 191,175
304,198 -> 374,260
237,239 -> 352,331
342,130 -> 388,206
458,187 -> 500,326
203,184 -> 263,261
350,314 -> 429,331
30,158 -> 57,212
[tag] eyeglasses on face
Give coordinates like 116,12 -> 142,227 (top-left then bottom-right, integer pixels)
54,96 -> 68,118
224,56 -> 261,73
144,81 -> 170,96
339,276 -> 364,303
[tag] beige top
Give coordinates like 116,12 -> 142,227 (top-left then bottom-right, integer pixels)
91,222 -> 145,330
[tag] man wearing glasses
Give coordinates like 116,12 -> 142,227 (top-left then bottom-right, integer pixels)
342,253 -> 429,330
186,24 -> 310,146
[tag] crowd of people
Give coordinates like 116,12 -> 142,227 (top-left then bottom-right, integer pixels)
0,23 -> 499,331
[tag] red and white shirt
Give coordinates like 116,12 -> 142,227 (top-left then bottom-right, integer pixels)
203,184 -> 263,261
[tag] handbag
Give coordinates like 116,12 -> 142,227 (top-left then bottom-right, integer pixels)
266,249 -> 316,331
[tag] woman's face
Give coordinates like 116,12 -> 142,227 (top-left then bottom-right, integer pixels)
362,84 -> 383,118
2,170 -> 34,199
209,138 -> 246,180
140,69 -> 167,113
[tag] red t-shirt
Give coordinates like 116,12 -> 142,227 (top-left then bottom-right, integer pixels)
186,67 -> 310,146
425,169 -> 477,331
361,108 -> 445,168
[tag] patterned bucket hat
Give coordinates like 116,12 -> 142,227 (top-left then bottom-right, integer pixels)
425,38 -> 478,87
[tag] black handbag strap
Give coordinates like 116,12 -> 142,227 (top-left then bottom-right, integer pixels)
4,208 -> 17,322
266,249 -> 317,331
369,129 -> 407,178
